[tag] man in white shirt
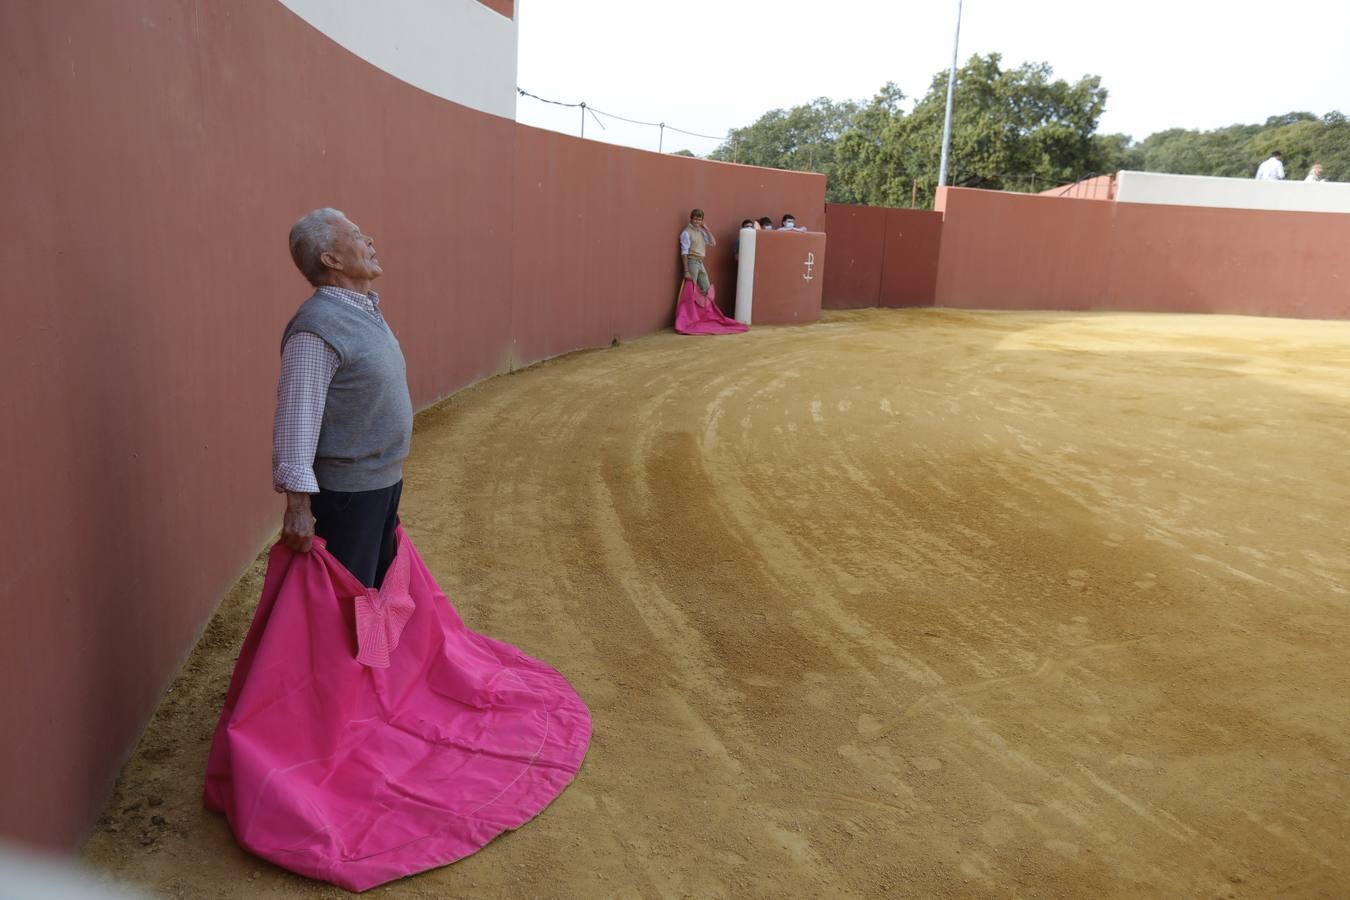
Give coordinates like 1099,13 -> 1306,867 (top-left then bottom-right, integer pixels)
679,208 -> 716,294
1305,163 -> 1326,182
1255,151 -> 1285,181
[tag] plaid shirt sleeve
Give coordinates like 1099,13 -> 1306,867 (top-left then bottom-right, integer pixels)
272,331 -> 340,493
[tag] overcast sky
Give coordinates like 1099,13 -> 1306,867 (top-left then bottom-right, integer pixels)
515,0 -> 1349,155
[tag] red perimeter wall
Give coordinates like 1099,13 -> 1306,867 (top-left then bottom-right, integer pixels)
822,204 -> 942,308
0,0 -> 823,849
935,187 -> 1350,318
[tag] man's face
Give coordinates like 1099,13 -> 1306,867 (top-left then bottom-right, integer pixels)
325,215 -> 382,281
690,214 -> 705,228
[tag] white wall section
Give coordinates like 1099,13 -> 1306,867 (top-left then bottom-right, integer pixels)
1116,170 -> 1350,214
277,0 -> 518,119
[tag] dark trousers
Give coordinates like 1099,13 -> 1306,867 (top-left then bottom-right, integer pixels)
312,480 -> 403,589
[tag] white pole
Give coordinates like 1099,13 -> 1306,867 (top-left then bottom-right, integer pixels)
734,228 -> 756,325
937,0 -> 964,190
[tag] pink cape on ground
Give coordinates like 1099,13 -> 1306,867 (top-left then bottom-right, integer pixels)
674,278 -> 747,335
203,527 -> 591,892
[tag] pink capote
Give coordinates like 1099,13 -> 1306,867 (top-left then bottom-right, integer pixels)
203,527 -> 591,892
674,278 -> 747,335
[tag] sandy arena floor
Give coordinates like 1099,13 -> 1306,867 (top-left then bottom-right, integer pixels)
83,308 -> 1350,898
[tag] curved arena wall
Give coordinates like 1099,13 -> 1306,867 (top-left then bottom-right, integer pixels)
0,0 -> 823,848
933,188 -> 1350,318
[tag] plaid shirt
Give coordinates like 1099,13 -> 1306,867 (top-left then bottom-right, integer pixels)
272,286 -> 387,493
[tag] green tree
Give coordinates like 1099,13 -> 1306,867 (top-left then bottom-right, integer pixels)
912,54 -> 1109,196
1309,112 -> 1350,180
1092,133 -> 1144,173
1134,112 -> 1348,181
861,54 -> 1112,206
832,83 -> 908,204
1136,125 -> 1260,177
710,54 -> 1350,207
709,96 -> 859,196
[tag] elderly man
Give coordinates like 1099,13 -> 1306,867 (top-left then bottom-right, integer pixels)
273,208 -> 413,588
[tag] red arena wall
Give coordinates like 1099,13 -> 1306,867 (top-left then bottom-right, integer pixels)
822,204 -> 942,309
933,188 -> 1350,318
0,0 -> 822,849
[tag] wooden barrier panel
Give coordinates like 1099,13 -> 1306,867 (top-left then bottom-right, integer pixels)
822,204 -> 942,308
820,205 -> 887,308
749,231 -> 826,325
879,208 -> 943,308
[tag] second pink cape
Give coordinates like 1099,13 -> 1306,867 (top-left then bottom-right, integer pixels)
674,279 -> 748,335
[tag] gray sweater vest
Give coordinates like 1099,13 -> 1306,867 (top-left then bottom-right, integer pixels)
683,225 -> 707,258
282,292 -> 413,492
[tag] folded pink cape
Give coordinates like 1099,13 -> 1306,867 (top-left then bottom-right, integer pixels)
674,278 -> 748,335
203,527 -> 591,892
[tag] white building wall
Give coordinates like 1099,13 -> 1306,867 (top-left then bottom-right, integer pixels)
277,0 -> 518,120
1116,170 -> 1350,214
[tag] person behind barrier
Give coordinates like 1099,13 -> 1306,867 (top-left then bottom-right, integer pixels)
757,216 -> 774,230
780,213 -> 806,231
680,208 -> 716,293
274,208 -> 414,589
734,218 -> 757,262
1255,151 -> 1285,181
1306,162 -> 1326,182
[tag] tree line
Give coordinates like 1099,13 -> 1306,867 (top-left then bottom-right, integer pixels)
706,53 -> 1348,207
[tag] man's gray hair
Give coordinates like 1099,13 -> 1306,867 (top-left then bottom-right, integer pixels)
288,207 -> 345,285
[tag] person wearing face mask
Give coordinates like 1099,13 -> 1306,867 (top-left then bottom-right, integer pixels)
779,213 -> 806,232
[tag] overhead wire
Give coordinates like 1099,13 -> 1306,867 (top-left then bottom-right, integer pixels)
517,88 -> 730,146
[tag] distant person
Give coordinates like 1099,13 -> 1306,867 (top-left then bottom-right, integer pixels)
757,216 -> 774,230
780,213 -> 806,231
734,219 -> 757,262
1255,151 -> 1285,181
679,207 -> 715,294
1305,163 -> 1326,182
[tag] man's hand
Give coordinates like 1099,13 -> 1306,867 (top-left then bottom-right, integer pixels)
282,491 -> 316,552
